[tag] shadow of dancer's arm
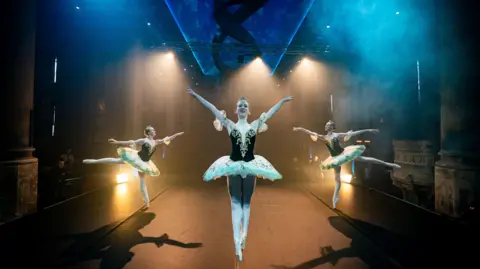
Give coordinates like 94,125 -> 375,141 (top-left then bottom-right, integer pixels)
141,234 -> 203,248
163,239 -> 203,248
271,247 -> 354,269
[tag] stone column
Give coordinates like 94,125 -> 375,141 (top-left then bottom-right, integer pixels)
0,0 -> 38,220
434,1 -> 480,217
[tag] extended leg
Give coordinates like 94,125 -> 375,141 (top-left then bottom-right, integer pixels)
227,176 -> 243,261
139,172 -> 150,208
356,156 -> 401,169
240,175 -> 256,250
83,158 -> 124,164
333,167 -> 341,209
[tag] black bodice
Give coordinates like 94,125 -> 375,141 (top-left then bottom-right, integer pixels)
229,128 -> 256,162
137,143 -> 156,162
325,136 -> 344,157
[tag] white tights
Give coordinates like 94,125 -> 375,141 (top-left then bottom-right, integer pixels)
227,175 -> 256,253
83,158 -> 149,205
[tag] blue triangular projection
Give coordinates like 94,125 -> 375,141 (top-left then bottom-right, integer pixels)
165,0 -> 314,75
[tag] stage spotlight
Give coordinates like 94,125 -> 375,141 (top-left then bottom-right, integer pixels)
147,22 -> 151,26
116,173 -> 128,184
166,52 -> 174,60
253,57 -> 262,64
326,25 -> 330,28
396,11 -> 400,15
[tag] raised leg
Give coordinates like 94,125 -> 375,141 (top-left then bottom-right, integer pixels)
83,158 -> 124,164
356,156 -> 401,169
240,175 -> 256,250
227,176 -> 244,261
139,172 -> 150,208
333,167 -> 341,209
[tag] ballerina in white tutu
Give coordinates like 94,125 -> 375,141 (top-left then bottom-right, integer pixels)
83,126 -> 184,208
293,120 -> 400,208
186,88 -> 292,262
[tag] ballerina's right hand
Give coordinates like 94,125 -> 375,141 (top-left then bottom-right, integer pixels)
108,138 -> 116,143
186,88 -> 196,95
292,127 -> 299,131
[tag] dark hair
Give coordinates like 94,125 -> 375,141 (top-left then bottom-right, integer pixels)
238,96 -> 248,102
326,120 -> 335,129
144,125 -> 154,136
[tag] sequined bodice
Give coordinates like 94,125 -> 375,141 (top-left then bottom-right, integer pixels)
325,136 -> 344,157
229,128 -> 256,162
138,143 -> 156,162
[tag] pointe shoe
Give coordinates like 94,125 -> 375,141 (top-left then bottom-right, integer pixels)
391,164 -> 401,169
83,159 -> 95,164
241,235 -> 246,250
332,197 -> 339,209
235,245 -> 243,262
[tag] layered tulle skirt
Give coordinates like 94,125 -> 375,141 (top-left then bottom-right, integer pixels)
117,147 -> 160,176
203,155 -> 282,181
320,145 -> 366,170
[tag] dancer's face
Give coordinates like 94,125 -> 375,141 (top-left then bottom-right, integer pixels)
325,122 -> 334,132
148,128 -> 156,137
236,100 -> 249,119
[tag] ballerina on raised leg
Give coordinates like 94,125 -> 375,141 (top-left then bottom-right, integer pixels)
293,120 -> 400,208
83,126 -> 184,207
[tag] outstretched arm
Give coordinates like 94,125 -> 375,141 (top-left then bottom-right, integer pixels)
292,127 -> 326,141
156,132 -> 184,145
186,88 -> 231,125
108,138 -> 145,146
337,129 -> 379,138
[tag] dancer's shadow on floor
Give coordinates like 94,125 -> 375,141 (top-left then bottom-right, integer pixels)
58,210 -> 203,269
271,215 -> 401,269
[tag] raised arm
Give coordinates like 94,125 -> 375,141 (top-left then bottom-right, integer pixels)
186,88 -> 228,122
264,96 -> 293,121
108,138 -> 145,146
292,127 -> 326,141
251,96 -> 293,131
156,132 -> 184,145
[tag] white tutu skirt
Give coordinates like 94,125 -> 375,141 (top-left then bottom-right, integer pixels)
203,155 -> 282,181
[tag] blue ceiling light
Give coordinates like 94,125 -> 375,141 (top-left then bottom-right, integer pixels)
164,0 -> 315,75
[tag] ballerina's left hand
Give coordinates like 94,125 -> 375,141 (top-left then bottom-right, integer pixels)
172,132 -> 184,138
282,96 -> 294,103
370,129 -> 380,134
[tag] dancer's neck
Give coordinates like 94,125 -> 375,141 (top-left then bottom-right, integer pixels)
237,118 -> 248,125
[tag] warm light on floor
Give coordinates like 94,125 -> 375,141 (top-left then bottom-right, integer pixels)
116,173 -> 129,184
341,174 -> 352,183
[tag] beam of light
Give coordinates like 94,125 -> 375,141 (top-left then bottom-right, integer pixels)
53,57 -> 57,83
417,60 -> 421,105
166,51 -> 174,60
163,0 -> 206,74
116,173 -> 129,184
352,160 -> 355,174
271,0 -> 315,74
330,94 -> 334,115
51,106 -> 56,136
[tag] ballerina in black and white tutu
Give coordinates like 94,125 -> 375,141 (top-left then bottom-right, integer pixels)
293,121 -> 400,208
83,126 -> 184,208
186,88 -> 292,262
